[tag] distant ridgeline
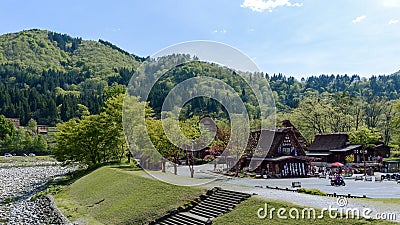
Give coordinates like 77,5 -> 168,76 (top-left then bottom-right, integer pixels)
0,29 -> 399,125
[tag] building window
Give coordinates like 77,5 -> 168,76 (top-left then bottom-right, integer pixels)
281,136 -> 293,155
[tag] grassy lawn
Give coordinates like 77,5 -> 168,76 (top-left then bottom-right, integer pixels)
0,155 -> 57,164
213,197 -> 397,225
359,198 -> 400,205
53,165 -> 206,225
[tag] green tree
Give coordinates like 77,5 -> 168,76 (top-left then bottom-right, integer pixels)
76,104 -> 90,118
123,96 -> 160,169
146,118 -> 185,174
349,127 -> 381,148
26,118 -> 38,136
2,128 -> 32,153
349,127 -> 381,175
0,115 -> 15,140
54,94 -> 126,166
391,100 -> 400,146
31,135 -> 48,153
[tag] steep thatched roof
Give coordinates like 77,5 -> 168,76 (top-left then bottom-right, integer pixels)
308,133 -> 349,151
247,127 -> 306,157
282,120 -> 307,147
257,129 -> 284,156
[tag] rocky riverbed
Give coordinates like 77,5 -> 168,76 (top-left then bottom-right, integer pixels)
0,163 -> 76,224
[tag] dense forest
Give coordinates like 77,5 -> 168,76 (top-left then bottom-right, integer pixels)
1,29 -> 400,150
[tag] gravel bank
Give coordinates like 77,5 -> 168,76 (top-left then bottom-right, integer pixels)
0,164 -> 76,224
7,195 -> 71,225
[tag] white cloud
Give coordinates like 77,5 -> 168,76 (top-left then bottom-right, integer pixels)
240,0 -> 303,13
388,19 -> 399,25
382,0 -> 400,7
352,15 -> 367,23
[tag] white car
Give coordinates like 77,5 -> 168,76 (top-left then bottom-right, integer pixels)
4,153 -> 12,157
28,153 -> 36,157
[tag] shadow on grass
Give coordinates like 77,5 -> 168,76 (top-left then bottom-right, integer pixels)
109,164 -> 142,172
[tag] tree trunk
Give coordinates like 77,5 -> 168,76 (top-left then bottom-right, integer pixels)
189,164 -> 194,178
189,156 -> 194,178
162,158 -> 166,173
174,163 -> 178,175
235,153 -> 240,177
173,156 -> 178,175
235,163 -> 239,177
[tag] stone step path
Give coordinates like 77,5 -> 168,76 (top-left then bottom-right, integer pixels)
151,187 -> 251,225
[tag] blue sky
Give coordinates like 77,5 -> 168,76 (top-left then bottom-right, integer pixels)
1,0 -> 400,79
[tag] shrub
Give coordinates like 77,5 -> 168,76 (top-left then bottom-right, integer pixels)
298,188 -> 327,196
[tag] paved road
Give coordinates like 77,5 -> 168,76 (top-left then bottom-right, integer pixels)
153,163 -> 400,198
227,175 -> 400,198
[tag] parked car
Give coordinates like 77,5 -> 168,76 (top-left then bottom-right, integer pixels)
22,153 -> 27,157
4,153 -> 12,157
28,153 -> 36,157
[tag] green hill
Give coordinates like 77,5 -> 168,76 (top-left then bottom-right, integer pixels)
0,29 -> 143,78
0,29 -> 145,125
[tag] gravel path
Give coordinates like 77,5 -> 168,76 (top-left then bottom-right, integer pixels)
0,164 -> 76,225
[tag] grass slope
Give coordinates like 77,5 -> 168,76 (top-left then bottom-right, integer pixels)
213,197 -> 397,225
54,165 -> 205,225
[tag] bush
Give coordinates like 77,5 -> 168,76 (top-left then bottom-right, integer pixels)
194,158 -> 212,165
297,188 -> 327,196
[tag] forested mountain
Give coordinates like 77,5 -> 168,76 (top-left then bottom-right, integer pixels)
0,29 -> 144,125
0,29 -> 400,128
268,72 -> 400,112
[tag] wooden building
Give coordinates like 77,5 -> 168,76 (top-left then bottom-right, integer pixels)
199,116 -> 217,133
37,125 -> 49,134
365,142 -> 391,161
351,142 -> 391,164
6,118 -> 20,129
239,125 -> 309,178
306,133 -> 361,163
282,120 -> 307,149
